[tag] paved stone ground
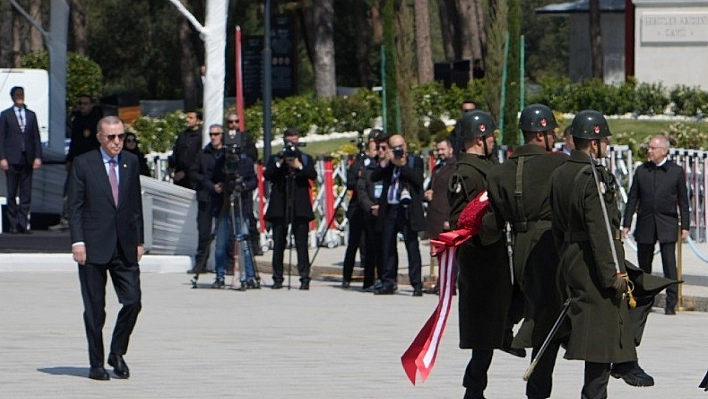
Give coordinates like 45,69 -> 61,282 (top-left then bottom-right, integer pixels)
2,271 -> 708,399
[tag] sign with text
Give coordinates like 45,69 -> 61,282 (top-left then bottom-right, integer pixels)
641,12 -> 708,43
241,15 -> 296,107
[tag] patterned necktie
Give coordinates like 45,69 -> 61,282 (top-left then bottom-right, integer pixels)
109,159 -> 119,206
388,167 -> 399,203
17,110 -> 25,132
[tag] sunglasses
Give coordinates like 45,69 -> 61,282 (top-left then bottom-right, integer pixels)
105,133 -> 126,141
227,119 -> 239,124
377,146 -> 388,151
209,132 -> 222,136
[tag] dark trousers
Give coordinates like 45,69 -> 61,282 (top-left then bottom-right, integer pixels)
271,217 -> 310,283
381,204 -> 422,289
361,215 -> 379,288
196,200 -> 213,271
5,153 -> 33,230
78,245 -> 142,367
638,241 -> 678,310
342,208 -> 366,283
582,362 -> 610,399
462,349 -> 493,399
527,340 -> 562,399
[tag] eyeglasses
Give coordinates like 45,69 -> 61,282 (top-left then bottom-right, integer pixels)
209,132 -> 222,136
105,133 -> 126,141
227,119 -> 239,124
377,146 -> 388,151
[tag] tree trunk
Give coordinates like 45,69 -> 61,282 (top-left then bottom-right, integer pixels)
589,0 -> 603,79
474,0 -> 486,59
396,0 -> 416,142
383,0 -> 398,132
456,0 -> 482,65
28,0 -> 43,52
483,0 -> 508,120
68,0 -> 88,55
414,0 -> 433,83
178,0 -> 197,110
437,0 -> 459,61
303,0 -> 336,97
370,2 -> 383,45
0,1 -> 13,66
12,11 -> 23,66
354,0 -> 372,86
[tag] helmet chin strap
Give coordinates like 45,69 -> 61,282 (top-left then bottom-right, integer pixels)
594,139 -> 602,160
543,132 -> 552,152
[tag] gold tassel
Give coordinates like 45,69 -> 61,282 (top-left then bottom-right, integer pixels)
620,273 -> 637,308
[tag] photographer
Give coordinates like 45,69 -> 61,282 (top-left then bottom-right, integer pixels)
264,128 -> 317,290
371,134 -> 426,296
204,126 -> 258,289
341,130 -> 380,288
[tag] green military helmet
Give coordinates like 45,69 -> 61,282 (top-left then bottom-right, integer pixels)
519,104 -> 558,132
460,110 -> 497,139
570,110 -> 611,139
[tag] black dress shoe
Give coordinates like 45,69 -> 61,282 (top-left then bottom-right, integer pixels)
7,227 -> 19,234
611,361 -> 654,387
665,308 -> 676,315
19,228 -> 32,234
413,286 -> 423,297
299,280 -> 310,290
211,278 -> 225,289
107,353 -> 130,379
88,367 -> 110,381
342,281 -> 350,289
272,281 -> 283,289
373,285 -> 396,295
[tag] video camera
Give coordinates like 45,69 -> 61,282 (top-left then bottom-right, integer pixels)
350,130 -> 366,155
282,139 -> 306,159
222,131 -> 244,192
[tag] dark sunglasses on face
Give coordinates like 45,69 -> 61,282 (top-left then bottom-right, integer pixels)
209,132 -> 222,136
105,133 -> 126,141
227,119 -> 239,124
377,146 -> 388,151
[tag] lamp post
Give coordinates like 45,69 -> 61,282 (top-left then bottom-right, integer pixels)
263,0 -> 273,163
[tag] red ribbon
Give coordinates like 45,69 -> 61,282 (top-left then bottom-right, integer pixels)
401,191 -> 489,385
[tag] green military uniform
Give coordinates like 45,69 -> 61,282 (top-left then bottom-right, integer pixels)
550,149 -> 636,365
487,144 -> 568,350
449,152 -> 511,350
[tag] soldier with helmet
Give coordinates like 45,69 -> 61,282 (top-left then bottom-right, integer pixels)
549,110 -> 636,399
448,110 -> 511,399
486,104 -> 569,399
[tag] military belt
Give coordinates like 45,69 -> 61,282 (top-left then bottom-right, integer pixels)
564,229 -> 622,242
513,220 -> 552,233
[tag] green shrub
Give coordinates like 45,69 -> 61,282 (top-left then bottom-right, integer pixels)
130,110 -> 186,153
670,85 -> 708,116
20,51 -> 103,111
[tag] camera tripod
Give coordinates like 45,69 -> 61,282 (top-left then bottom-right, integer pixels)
191,183 -> 260,290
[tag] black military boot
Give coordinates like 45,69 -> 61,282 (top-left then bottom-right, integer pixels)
611,361 -> 654,387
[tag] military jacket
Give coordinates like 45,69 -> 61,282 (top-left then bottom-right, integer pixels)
486,145 -> 567,347
549,150 -> 636,364
448,152 -> 511,349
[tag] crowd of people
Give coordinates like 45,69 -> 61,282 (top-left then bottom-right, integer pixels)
3,86 -> 691,393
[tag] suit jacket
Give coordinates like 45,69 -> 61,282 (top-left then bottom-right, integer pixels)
264,152 -> 317,221
622,160 -> 690,244
68,149 -> 144,265
0,105 -> 42,164
371,155 -> 426,232
425,156 -> 456,239
346,155 -> 368,218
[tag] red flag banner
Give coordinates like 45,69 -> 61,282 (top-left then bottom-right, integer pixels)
401,191 -> 490,385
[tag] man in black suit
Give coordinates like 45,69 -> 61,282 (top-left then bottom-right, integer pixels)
622,134 -> 690,316
68,116 -> 144,381
371,134 -> 426,296
170,110 -> 203,189
0,86 -> 42,234
264,128 -> 317,290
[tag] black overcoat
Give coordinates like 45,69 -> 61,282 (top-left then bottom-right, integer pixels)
622,160 -> 690,244
448,153 -> 511,350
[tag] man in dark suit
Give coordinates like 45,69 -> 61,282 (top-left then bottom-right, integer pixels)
371,134 -> 426,296
623,134 -> 690,315
264,128 -> 317,290
68,116 -> 144,381
0,86 -> 42,234
170,110 -> 203,189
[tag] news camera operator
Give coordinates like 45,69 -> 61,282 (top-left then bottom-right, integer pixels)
264,128 -> 317,290
371,134 -> 425,296
204,126 -> 258,289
